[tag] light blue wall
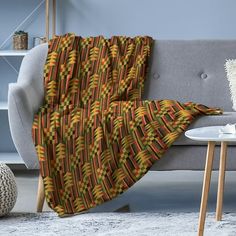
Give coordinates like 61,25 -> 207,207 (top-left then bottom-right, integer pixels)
0,0 -> 236,151
1,0 -> 236,48
57,0 -> 236,39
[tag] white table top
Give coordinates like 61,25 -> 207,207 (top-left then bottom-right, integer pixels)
185,126 -> 236,142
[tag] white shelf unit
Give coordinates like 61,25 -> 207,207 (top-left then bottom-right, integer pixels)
0,49 -> 29,75
0,51 -> 29,112
0,50 -> 29,56
0,50 -> 29,112
0,51 -> 28,165
0,1 -> 48,166
0,153 -> 24,164
0,101 -> 8,110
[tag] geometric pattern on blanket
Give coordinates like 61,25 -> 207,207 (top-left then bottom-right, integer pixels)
32,34 -> 222,216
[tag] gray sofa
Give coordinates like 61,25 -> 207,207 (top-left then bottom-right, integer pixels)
8,40 -> 236,170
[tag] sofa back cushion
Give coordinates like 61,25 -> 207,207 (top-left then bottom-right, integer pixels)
143,40 -> 236,111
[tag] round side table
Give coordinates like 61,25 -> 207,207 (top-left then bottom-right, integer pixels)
185,126 -> 235,236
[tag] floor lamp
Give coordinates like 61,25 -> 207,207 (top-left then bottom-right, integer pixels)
45,0 -> 56,42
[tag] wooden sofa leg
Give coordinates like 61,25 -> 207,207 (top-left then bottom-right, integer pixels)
36,174 -> 45,212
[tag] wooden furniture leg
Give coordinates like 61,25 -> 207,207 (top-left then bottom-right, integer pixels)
45,0 -> 50,41
198,141 -> 215,236
36,174 -> 45,212
216,142 -> 227,221
52,0 -> 56,37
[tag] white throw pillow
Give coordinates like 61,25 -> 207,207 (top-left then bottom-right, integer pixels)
225,59 -> 236,111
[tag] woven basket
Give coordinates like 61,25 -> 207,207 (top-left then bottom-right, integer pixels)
13,33 -> 28,50
0,163 -> 17,217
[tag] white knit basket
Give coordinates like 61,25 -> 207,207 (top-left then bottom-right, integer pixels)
225,59 -> 236,111
0,163 -> 17,217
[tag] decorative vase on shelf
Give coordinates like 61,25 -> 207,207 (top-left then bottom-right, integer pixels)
33,37 -> 47,47
13,31 -> 28,50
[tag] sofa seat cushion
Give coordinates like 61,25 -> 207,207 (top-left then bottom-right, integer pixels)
174,112 -> 236,145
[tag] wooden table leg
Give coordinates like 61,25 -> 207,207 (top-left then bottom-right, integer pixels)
216,142 -> 227,221
198,141 -> 215,236
36,174 -> 45,212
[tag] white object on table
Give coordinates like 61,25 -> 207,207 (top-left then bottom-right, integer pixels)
219,124 -> 236,134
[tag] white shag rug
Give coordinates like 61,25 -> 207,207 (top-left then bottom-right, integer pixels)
1,212 -> 236,236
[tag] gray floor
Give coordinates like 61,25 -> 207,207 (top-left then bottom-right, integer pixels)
12,170 -> 236,214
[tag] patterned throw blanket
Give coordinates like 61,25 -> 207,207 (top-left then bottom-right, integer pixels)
32,34 -> 222,216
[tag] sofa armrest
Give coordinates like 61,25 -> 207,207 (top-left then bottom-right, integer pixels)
8,83 -> 41,169
8,44 -> 48,169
